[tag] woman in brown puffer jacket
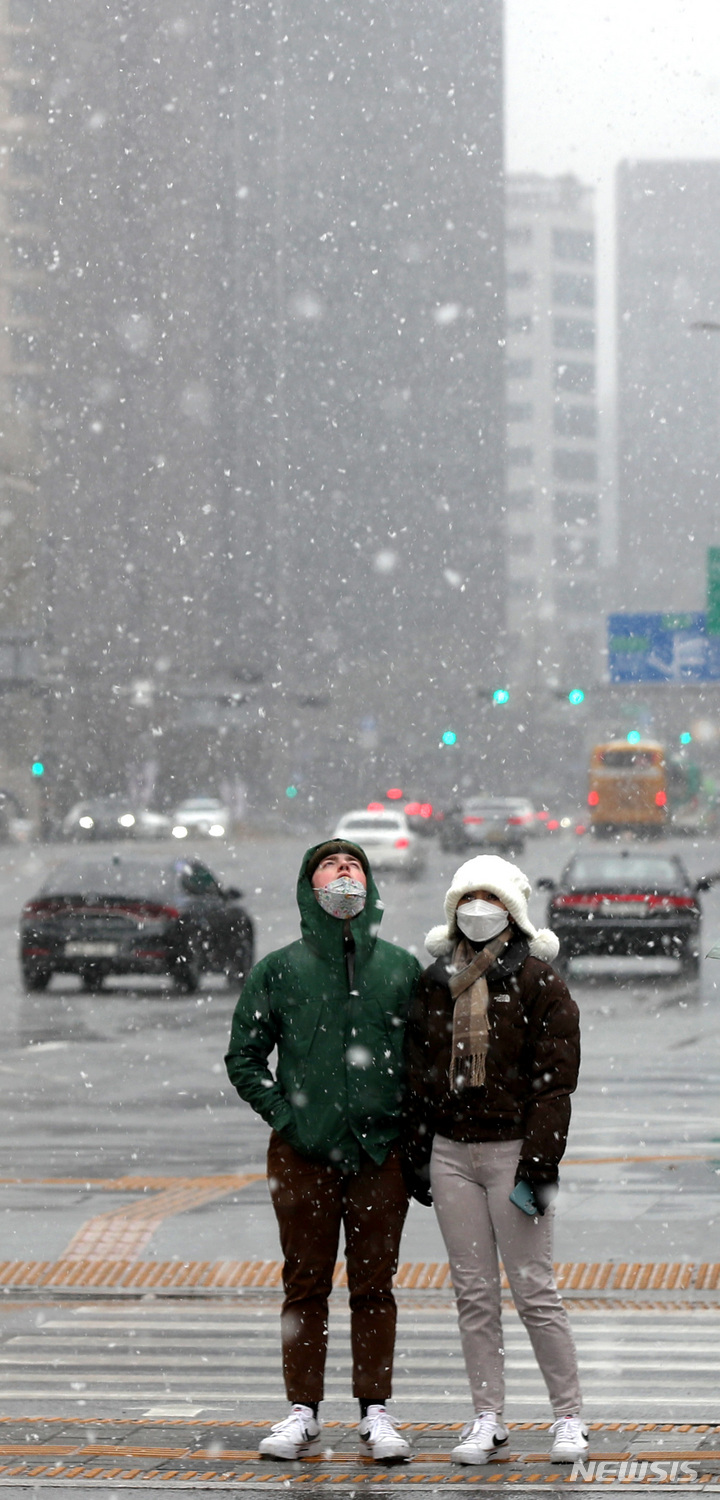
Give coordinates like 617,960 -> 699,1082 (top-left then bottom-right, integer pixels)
404,854 -> 586,1468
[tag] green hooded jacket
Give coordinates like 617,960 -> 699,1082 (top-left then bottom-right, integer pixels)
225,843 -> 421,1171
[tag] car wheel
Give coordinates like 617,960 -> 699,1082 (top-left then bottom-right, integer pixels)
681,947 -> 701,977
21,965 -> 51,992
81,967 -> 104,992
224,943 -> 254,990
172,949 -> 202,994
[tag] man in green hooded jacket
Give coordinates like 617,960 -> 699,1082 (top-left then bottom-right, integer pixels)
225,839 -> 421,1463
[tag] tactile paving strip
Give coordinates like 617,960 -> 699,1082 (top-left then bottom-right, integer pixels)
1,1257 -> 719,1295
0,1420 -> 717,1488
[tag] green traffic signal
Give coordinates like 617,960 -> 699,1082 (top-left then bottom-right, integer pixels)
568,688 -> 585,706
492,688 -> 510,705
31,760 -> 45,777
626,730 -> 641,745
441,730 -> 457,747
679,731 -> 692,745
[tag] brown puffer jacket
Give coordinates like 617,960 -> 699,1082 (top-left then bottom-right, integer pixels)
403,931 -> 580,1183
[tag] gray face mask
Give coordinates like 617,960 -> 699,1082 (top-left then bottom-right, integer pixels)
314,876 -> 367,920
456,898 -> 508,944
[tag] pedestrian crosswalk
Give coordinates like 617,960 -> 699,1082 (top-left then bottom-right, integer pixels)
1,1300 -> 719,1420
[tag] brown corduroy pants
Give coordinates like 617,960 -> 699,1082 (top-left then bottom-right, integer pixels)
267,1132 -> 409,1404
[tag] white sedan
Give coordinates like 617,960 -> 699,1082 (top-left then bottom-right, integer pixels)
333,809 -> 425,878
171,797 -> 231,839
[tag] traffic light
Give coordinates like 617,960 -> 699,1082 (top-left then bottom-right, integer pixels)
441,730 -> 457,746
31,759 -> 45,777
567,688 -> 585,706
679,731 -> 692,746
492,688 -> 510,705
626,730 -> 641,745
285,785 -> 298,799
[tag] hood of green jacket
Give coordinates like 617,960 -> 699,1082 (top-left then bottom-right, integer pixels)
296,841 -> 384,966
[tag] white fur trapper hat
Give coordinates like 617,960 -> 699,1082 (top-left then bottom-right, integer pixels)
425,853 -> 560,963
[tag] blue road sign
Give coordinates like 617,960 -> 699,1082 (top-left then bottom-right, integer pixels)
608,613 -> 720,682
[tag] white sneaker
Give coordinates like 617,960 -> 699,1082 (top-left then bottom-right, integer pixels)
450,1412 -> 510,1465
358,1405 -> 411,1463
550,1415 -> 589,1462
258,1405 -> 322,1460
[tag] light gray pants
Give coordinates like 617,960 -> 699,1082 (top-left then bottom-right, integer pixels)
430,1135 -> 582,1420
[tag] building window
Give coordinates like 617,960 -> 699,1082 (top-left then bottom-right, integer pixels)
553,533 -> 597,569
507,402 -> 533,423
553,317 -> 594,351
11,238 -> 44,269
508,446 -> 533,468
507,358 -> 533,379
11,328 -> 43,364
554,360 -> 594,394
508,579 -> 535,598
507,226 -> 532,246
553,272 -> 595,307
508,314 -> 533,335
553,449 -> 597,482
554,492 -> 598,526
553,228 -> 594,263
507,270 -> 532,289
508,488 -> 533,510
10,146 -> 42,178
554,404 -> 597,438
9,191 -> 42,225
10,86 -> 41,115
555,580 -> 599,610
510,533 -> 534,555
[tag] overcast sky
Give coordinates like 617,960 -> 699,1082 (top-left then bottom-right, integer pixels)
505,0 -> 720,390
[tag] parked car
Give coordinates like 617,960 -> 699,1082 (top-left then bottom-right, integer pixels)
19,853 -> 254,993
538,850 -> 720,977
171,797 -> 231,839
402,799 -> 438,837
333,809 -> 425,878
62,797 -> 172,841
438,797 -> 530,855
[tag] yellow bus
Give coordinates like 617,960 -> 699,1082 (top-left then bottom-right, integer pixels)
587,739 -> 667,837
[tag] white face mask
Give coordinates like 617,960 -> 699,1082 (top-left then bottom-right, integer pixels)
456,898 -> 509,944
315,876 -> 367,920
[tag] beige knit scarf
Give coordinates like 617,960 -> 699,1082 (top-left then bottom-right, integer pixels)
449,927 -> 512,1091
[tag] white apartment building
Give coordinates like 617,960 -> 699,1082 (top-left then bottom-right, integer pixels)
505,174 -> 600,692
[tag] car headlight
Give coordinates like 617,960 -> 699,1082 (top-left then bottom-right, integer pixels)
172,825 -> 188,839
209,823 -> 225,837
78,816 -> 94,830
118,813 -> 136,828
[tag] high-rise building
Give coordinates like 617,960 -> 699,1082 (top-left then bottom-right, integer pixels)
617,160 -> 720,614
504,174 -> 600,689
0,0 -> 45,805
38,1 -> 506,811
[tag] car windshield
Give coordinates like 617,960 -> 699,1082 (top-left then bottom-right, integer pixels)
40,861 -> 180,900
340,816 -> 402,832
464,800 -> 514,814
177,798 -> 222,810
565,856 -> 684,891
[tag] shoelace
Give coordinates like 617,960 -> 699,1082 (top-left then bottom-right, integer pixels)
460,1413 -> 500,1446
550,1417 -> 585,1441
271,1406 -> 314,1437
366,1408 -> 399,1440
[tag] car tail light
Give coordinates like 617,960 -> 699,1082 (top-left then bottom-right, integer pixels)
463,815 -> 484,824
404,802 -> 421,816
367,801 -> 384,812
419,803 -> 433,818
394,837 -> 410,849
588,790 -> 600,807
546,819 -> 560,830
507,816 -> 525,826
655,790 -> 667,806
575,824 -> 587,835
